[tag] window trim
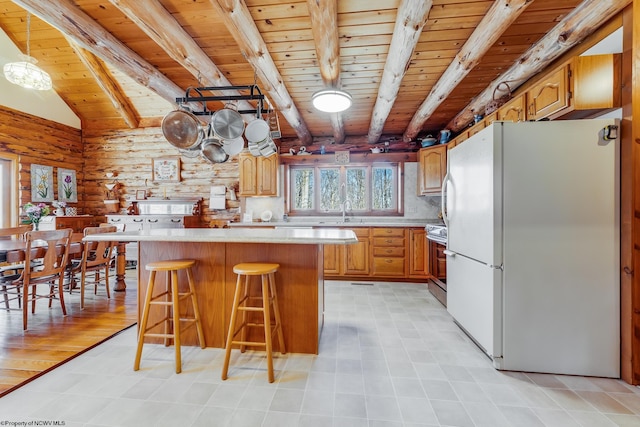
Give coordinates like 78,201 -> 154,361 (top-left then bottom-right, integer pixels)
284,160 -> 404,217
0,153 -> 20,227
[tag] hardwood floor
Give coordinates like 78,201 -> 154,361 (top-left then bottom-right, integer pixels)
0,270 -> 137,397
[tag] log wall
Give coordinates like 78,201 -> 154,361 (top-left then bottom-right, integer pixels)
0,105 -> 83,215
82,127 -> 240,224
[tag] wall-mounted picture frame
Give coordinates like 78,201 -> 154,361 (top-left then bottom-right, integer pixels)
152,157 -> 181,182
31,164 -> 54,202
136,190 -> 147,200
57,168 -> 78,203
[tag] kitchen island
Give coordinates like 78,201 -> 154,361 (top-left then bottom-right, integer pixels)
85,228 -> 358,354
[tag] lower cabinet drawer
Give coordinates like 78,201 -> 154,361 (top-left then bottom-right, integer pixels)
373,237 -> 405,247
373,246 -> 405,257
372,257 -> 406,276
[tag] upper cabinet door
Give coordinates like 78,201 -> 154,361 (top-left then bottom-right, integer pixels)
238,153 -> 279,197
417,144 -> 447,195
526,65 -> 570,121
496,94 -> 526,122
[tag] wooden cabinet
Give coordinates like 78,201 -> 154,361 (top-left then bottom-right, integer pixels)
408,228 -> 429,278
343,228 -> 370,276
572,54 -> 621,111
323,227 -> 370,276
526,65 -> 570,121
238,153 -> 279,196
39,215 -> 96,233
371,228 -> 406,277
526,54 -> 620,121
324,227 -> 433,281
497,94 -> 526,122
323,243 -> 341,275
417,144 -> 447,195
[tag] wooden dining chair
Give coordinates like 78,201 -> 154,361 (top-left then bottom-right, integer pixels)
9,229 -> 73,330
68,226 -> 118,309
0,225 -> 32,310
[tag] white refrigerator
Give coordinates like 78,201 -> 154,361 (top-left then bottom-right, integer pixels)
443,119 -> 620,377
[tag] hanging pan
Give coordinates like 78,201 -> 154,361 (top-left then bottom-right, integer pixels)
161,106 -> 204,150
211,103 -> 244,140
201,125 -> 229,163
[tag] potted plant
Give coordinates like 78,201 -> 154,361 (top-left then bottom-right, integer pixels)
22,202 -> 51,230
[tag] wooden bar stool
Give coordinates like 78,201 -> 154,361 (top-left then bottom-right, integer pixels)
134,259 -> 205,373
222,262 -> 286,383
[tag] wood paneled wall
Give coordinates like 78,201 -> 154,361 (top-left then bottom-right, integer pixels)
0,105 -> 83,219
82,127 -> 240,224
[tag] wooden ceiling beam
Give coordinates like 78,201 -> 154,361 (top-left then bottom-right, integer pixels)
402,0 -> 533,142
67,39 -> 139,129
368,0 -> 433,144
11,0 -> 188,110
208,0 -> 312,145
108,0 -> 256,120
307,0 -> 345,144
447,0 -> 631,132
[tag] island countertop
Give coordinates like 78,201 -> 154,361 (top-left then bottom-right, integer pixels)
92,227 -> 356,354
83,227 -> 358,245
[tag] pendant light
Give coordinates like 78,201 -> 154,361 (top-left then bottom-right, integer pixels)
3,12 -> 52,91
311,89 -> 352,113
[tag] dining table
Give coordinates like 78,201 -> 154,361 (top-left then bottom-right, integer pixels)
0,233 -> 129,291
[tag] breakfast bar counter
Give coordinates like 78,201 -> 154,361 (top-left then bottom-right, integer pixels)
85,228 -> 358,354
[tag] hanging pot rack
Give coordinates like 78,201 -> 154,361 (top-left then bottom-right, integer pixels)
175,85 -> 271,117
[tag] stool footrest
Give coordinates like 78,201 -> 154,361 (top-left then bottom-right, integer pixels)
144,332 -> 175,339
230,340 -> 267,348
237,306 -> 266,312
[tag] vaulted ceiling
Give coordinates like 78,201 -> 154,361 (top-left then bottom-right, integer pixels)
0,0 -> 629,145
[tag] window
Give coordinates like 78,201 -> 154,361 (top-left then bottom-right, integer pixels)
0,154 -> 18,227
287,162 -> 402,216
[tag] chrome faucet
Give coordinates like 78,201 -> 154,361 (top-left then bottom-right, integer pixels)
340,183 -> 351,222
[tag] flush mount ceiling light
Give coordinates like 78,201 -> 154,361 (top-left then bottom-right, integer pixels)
311,89 -> 352,113
3,13 -> 52,91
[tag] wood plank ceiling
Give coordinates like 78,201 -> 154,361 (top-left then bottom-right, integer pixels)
0,0 -> 628,146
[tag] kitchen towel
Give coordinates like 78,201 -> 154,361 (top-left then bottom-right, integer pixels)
210,185 -> 226,210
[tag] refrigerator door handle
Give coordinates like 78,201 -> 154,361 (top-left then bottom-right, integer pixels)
441,171 -> 451,228
445,249 -> 503,270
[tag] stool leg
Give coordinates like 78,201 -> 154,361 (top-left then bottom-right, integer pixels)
171,270 -> 182,374
269,272 -> 286,355
164,271 -> 171,347
186,267 -> 205,348
239,274 -> 250,353
134,270 -> 156,371
262,273 -> 275,383
222,273 -> 244,380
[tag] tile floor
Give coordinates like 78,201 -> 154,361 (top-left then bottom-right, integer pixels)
0,280 -> 639,427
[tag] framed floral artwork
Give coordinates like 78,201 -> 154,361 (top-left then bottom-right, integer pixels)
152,157 -> 181,182
58,168 -> 78,203
31,164 -> 54,202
